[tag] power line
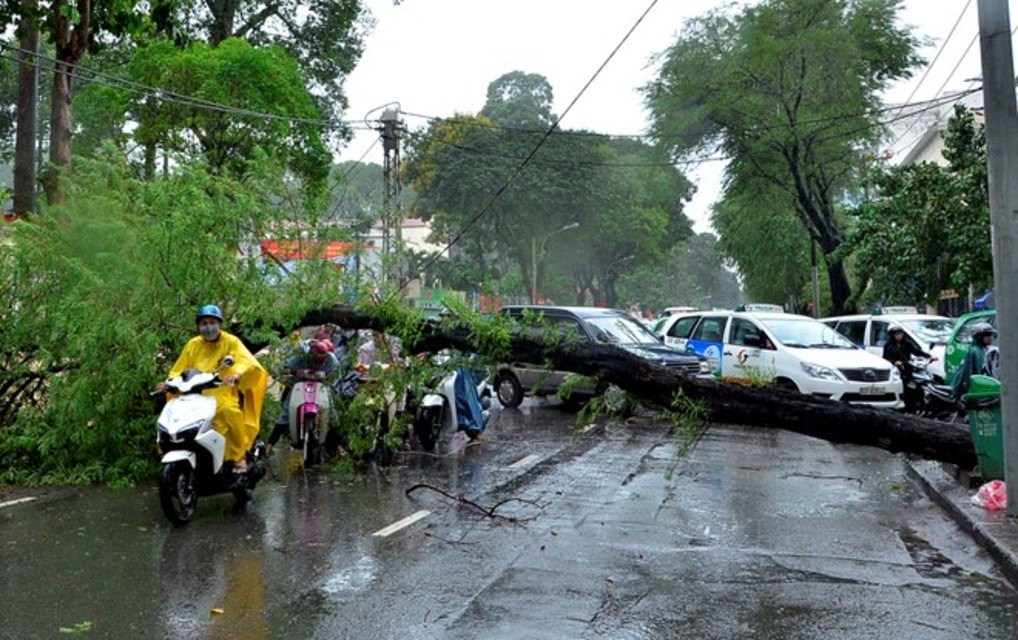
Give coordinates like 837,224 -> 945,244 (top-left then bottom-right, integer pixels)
889,29 -> 982,154
401,87 -> 980,169
400,88 -> 979,141
0,42 -> 364,130
889,0 -> 972,125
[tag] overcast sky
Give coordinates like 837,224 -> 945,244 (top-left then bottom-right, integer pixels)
338,0 -> 1013,233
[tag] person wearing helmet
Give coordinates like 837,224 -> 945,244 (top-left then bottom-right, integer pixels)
951,322 -> 997,402
266,334 -> 340,455
160,305 -> 268,474
881,323 -> 932,411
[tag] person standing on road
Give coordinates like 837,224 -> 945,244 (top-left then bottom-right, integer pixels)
951,322 -> 997,402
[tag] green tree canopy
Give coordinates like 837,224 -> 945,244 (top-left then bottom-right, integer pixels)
644,0 -> 923,314
405,72 -> 693,305
155,0 -> 368,127
845,105 -> 992,305
73,38 -> 331,189
0,149 -> 346,485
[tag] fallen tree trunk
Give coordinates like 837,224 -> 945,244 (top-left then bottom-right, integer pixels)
248,305 -> 976,468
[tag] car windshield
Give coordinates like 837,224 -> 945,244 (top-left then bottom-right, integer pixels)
586,316 -> 660,345
761,318 -> 857,349
899,319 -> 955,345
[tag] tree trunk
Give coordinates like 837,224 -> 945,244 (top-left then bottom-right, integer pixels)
13,4 -> 39,215
43,0 -> 90,205
261,305 -> 976,468
209,0 -> 239,46
825,256 -> 853,315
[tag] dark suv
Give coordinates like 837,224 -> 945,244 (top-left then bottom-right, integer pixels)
494,305 -> 708,409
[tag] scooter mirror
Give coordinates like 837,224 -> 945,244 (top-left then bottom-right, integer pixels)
221,355 -> 235,368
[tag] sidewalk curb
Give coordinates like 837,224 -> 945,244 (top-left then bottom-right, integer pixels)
905,458 -> 1018,588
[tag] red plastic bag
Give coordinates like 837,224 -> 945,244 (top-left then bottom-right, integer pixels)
971,480 -> 1007,511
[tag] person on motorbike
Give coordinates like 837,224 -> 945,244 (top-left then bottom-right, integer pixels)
882,323 -> 931,411
951,322 -> 998,402
159,305 -> 268,474
266,337 -> 339,455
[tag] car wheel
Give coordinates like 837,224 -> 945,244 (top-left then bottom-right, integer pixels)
495,371 -> 524,408
775,378 -> 799,393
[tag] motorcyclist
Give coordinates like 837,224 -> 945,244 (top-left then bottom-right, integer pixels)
159,305 -> 268,474
266,337 -> 339,455
951,322 -> 998,401
882,323 -> 931,411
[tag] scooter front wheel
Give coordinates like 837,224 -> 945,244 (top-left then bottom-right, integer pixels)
159,461 -> 198,525
301,414 -> 322,468
416,406 -> 442,452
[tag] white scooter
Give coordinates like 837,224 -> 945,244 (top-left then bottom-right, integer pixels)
413,358 -> 493,452
155,356 -> 266,525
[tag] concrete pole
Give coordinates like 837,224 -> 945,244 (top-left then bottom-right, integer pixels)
977,0 -> 1018,515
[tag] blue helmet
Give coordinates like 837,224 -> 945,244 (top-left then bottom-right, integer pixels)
195,304 -> 223,324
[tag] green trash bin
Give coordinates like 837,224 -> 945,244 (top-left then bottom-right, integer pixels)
962,374 -> 1005,480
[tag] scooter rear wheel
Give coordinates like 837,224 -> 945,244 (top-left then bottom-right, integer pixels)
159,461 -> 197,525
416,406 -> 442,452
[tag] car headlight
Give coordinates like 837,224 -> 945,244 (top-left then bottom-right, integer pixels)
890,367 -> 901,382
800,361 -> 840,381
698,360 -> 711,374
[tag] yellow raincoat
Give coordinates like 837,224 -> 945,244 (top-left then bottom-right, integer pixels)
169,331 -> 268,462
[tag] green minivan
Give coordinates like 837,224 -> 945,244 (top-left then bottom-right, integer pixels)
944,310 -> 997,381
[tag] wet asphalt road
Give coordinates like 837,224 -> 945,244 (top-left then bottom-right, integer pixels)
1,399 -> 1017,639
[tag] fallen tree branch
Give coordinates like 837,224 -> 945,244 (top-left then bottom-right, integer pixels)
242,304 -> 976,469
405,482 -> 545,522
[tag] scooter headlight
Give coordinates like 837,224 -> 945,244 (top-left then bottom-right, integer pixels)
168,421 -> 204,442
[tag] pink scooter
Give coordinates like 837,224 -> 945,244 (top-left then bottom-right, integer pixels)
286,369 -> 332,467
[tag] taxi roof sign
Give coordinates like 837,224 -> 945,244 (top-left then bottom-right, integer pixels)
736,304 -> 785,313
877,306 -> 918,315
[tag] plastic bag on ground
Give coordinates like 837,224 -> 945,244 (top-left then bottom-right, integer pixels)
971,480 -> 1007,511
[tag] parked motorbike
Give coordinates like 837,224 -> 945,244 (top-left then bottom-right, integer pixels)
154,356 -> 266,525
354,362 -> 406,466
413,359 -> 493,452
285,368 -> 333,468
920,383 -> 966,423
899,355 -> 934,413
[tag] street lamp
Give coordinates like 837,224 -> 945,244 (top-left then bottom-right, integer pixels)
531,222 -> 579,304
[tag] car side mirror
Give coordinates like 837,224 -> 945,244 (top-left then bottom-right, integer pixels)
743,333 -> 764,348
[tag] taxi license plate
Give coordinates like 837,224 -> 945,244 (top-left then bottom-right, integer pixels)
859,386 -> 885,396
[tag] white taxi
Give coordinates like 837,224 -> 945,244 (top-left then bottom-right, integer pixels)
656,305 -> 903,408
821,307 -> 954,381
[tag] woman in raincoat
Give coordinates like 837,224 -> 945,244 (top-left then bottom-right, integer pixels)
164,305 -> 268,473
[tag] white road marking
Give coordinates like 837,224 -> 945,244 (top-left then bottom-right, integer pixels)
0,497 -> 37,509
371,510 -> 431,537
508,454 -> 540,469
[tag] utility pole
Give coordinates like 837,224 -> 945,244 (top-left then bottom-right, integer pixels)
13,2 -> 39,215
977,0 -> 1018,516
379,108 -> 404,286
